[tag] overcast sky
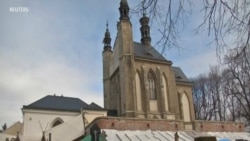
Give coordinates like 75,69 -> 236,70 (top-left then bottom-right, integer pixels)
0,0 -> 218,127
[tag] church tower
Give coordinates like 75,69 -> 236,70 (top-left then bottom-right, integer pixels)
102,0 -> 136,117
117,0 -> 136,117
102,0 -> 195,124
102,22 -> 112,109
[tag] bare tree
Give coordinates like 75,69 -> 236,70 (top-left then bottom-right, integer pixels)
207,66 -> 223,121
197,0 -> 250,57
131,0 -> 192,54
131,0 -> 250,59
224,47 -> 250,122
221,68 -> 241,122
191,72 -> 217,121
133,0 -> 250,124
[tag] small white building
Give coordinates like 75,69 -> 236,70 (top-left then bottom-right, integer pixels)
20,95 -> 107,141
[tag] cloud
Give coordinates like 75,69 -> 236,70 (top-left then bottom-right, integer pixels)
0,0 -> 112,126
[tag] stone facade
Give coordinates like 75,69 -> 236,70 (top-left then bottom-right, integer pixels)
102,0 -> 195,123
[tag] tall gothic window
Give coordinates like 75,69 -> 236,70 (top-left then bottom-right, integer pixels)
148,71 -> 156,100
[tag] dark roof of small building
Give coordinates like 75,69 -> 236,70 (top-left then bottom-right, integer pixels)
23,95 -> 104,112
172,66 -> 191,83
133,42 -> 170,62
87,102 -> 104,110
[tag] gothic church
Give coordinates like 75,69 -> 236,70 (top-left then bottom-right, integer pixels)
102,0 -> 195,122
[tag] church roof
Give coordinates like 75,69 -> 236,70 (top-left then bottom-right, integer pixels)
133,42 -> 191,83
87,102 -> 104,110
133,42 -> 169,62
172,66 -> 192,83
23,95 -> 104,112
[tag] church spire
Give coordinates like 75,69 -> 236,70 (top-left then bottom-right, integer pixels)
103,21 -> 112,51
119,0 -> 130,20
140,1 -> 151,47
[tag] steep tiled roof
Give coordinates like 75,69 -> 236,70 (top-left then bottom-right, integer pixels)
23,95 -> 103,112
133,42 -> 170,62
87,102 -> 105,110
172,66 -> 192,83
133,42 -> 191,83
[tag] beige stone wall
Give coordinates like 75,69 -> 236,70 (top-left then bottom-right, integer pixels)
105,19 -> 136,117
110,38 -> 119,74
109,71 -> 121,115
133,59 -> 181,119
102,50 -> 112,109
176,83 -> 195,122
117,19 -> 136,117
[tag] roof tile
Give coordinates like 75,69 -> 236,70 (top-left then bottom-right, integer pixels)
23,95 -> 103,112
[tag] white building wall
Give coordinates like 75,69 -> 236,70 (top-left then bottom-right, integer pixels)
45,114 -> 84,141
22,109 -> 79,140
21,109 -> 107,141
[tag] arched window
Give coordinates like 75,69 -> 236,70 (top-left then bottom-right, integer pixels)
52,118 -> 64,128
148,71 -> 156,100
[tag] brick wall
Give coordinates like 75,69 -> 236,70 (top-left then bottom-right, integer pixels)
88,117 -> 183,131
194,120 -> 244,132
86,117 -> 245,133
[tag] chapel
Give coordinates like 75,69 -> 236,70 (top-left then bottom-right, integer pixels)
1,1 -> 247,141
102,0 -> 195,123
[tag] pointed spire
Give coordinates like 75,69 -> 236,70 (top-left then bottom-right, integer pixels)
105,21 -> 110,37
119,0 -> 130,20
140,2 -> 151,47
103,21 -> 112,51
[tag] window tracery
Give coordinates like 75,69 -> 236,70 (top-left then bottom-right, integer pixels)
148,71 -> 156,100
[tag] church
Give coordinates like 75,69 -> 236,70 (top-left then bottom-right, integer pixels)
82,0 -> 248,140
1,0 -> 249,140
102,0 -> 194,123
